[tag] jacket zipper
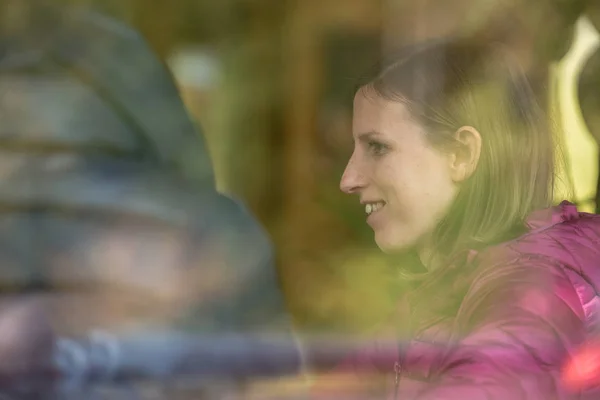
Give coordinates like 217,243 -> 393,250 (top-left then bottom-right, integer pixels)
393,360 -> 403,400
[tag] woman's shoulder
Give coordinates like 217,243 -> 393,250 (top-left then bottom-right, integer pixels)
474,201 -> 600,270
502,201 -> 600,271
466,201 -> 600,324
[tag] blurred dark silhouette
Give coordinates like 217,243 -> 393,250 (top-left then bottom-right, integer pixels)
0,0 -> 292,370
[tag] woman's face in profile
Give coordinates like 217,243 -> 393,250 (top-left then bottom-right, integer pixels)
340,90 -> 459,254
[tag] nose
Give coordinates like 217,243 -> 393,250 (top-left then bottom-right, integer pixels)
340,154 -> 366,194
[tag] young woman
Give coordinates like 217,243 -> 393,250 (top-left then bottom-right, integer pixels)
315,38 -> 600,399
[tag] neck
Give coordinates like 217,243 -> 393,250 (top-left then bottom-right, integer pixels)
416,235 -> 438,271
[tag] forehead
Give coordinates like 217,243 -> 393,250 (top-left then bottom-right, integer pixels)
352,90 -> 418,138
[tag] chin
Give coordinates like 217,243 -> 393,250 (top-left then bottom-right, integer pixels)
374,231 -> 414,254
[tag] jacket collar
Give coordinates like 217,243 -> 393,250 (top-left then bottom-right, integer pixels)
524,200 -> 580,232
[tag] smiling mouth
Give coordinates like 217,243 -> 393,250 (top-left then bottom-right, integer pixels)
365,202 -> 385,216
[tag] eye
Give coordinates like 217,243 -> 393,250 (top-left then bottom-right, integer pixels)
367,140 -> 389,157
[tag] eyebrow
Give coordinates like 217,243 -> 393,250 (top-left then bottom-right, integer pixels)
356,131 -> 383,142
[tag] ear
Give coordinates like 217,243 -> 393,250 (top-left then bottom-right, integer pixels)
448,126 -> 482,183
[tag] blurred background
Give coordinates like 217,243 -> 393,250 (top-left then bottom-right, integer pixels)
3,0 -> 600,346
124,0 -> 600,336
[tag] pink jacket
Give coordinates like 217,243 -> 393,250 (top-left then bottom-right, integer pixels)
311,201 -> 600,399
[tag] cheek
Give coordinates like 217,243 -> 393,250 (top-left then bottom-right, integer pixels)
417,162 -> 458,220
417,147 -> 454,184
389,156 -> 454,206
373,162 -> 408,197
423,163 -> 453,195
376,158 -> 431,193
370,147 -> 454,203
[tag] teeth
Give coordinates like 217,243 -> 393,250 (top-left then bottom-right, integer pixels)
365,202 -> 384,215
